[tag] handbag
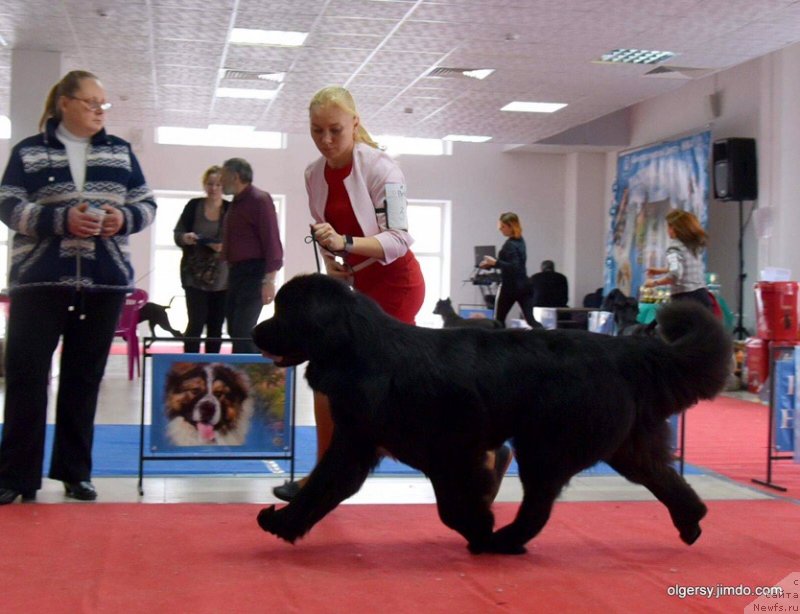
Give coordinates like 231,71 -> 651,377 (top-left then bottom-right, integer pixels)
185,245 -> 221,286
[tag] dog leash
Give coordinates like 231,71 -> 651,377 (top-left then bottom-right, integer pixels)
305,230 -> 377,275
304,231 -> 322,273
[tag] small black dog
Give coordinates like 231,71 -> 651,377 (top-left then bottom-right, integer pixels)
434,298 -> 504,329
252,274 -> 731,555
138,299 -> 182,337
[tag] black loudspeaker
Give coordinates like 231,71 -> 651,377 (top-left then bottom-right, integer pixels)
713,138 -> 758,201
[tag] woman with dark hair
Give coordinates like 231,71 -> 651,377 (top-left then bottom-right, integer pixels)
480,212 -> 542,328
0,70 -> 156,504
645,209 -> 712,309
174,165 -> 229,353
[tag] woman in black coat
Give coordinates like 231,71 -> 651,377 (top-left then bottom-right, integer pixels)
480,212 -> 542,328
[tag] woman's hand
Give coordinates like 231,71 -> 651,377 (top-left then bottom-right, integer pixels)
67,203 -> 103,238
99,205 -> 124,237
183,232 -> 199,245
322,255 -> 353,281
479,255 -> 497,268
312,222 -> 345,252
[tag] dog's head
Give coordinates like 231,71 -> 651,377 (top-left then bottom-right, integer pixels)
433,298 -> 452,316
164,363 -> 250,443
253,274 -> 384,367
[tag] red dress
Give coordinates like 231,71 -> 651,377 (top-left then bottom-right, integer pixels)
324,162 -> 425,325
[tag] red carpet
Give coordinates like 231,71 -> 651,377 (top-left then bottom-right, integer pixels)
685,396 -> 800,497
1,500 -> 798,613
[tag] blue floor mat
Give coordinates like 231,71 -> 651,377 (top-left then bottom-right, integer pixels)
1,424 -> 702,477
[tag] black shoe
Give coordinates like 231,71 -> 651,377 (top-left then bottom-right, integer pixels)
64,481 -> 97,501
0,487 -> 36,505
273,480 -> 302,502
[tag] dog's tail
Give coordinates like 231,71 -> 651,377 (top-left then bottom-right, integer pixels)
655,300 -> 732,413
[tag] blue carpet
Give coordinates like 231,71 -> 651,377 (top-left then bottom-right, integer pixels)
3,425 -> 702,477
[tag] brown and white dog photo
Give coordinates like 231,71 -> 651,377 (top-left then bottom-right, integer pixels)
163,362 -> 253,446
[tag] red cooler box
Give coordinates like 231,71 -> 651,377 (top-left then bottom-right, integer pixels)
754,281 -> 799,340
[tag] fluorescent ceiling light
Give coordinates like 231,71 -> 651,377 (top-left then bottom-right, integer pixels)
501,101 -> 567,113
0,115 -> 10,139
230,28 -> 308,47
442,134 -> 492,143
596,48 -> 675,65
216,87 -> 277,100
376,135 -> 452,156
462,69 -> 494,80
155,126 -> 284,149
257,72 -> 285,83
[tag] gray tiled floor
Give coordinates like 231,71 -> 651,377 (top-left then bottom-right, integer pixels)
1,353 -> 771,505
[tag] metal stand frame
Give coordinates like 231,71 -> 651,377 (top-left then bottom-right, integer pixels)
136,336 -> 296,495
751,342 -> 792,492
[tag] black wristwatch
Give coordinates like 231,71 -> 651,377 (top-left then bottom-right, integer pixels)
343,234 -> 354,252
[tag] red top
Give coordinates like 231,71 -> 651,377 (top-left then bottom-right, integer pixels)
324,162 -> 424,324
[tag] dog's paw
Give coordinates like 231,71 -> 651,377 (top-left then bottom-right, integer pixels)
679,525 -> 702,545
256,505 -> 298,544
467,538 -> 527,556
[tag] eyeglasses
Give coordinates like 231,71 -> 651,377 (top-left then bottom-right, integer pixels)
67,96 -> 112,112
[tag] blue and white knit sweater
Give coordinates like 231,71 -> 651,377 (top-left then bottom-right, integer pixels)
0,118 -> 157,294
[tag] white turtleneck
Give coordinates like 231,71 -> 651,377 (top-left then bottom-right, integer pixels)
56,123 -> 90,193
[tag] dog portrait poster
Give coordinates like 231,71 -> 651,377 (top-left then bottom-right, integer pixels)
149,354 -> 293,454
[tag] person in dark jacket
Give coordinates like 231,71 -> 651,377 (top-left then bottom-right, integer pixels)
0,70 -> 156,505
479,212 -> 542,328
174,166 -> 229,353
530,260 -> 569,307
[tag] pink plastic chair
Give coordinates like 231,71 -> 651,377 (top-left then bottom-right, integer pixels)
114,289 -> 148,380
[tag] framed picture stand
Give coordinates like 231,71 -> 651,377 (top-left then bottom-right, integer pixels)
137,336 -> 296,495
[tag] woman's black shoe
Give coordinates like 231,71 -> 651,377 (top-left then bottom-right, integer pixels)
64,481 -> 97,501
0,487 -> 36,505
273,480 -> 302,502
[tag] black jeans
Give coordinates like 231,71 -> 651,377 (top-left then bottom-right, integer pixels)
183,287 -> 227,353
0,289 -> 125,492
225,259 -> 265,354
495,282 -> 541,328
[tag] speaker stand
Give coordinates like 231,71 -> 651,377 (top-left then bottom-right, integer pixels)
733,199 -> 750,340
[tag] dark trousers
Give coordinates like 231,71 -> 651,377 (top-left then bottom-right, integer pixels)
183,287 -> 227,353
495,283 -> 541,328
0,289 -> 125,491
225,259 -> 265,354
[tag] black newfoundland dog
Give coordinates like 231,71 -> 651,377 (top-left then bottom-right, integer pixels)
252,274 -> 731,555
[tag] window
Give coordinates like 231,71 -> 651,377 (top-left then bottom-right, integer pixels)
150,190 -> 285,334
408,199 -> 451,328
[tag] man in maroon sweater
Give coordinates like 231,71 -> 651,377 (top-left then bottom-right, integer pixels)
221,158 -> 284,353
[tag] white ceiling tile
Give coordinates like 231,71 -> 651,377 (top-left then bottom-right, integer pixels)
0,0 -> 797,145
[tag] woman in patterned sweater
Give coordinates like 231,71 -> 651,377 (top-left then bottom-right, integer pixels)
0,70 -> 156,505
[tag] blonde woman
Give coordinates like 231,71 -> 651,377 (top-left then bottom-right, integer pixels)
274,86 -> 429,500
0,70 -> 156,504
480,212 -> 542,328
174,165 -> 229,353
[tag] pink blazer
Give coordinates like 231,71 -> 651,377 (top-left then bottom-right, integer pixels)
305,142 -> 414,265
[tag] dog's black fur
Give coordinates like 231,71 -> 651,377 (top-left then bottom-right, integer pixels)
138,300 -> 182,337
433,298 -> 504,329
252,274 -> 731,555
